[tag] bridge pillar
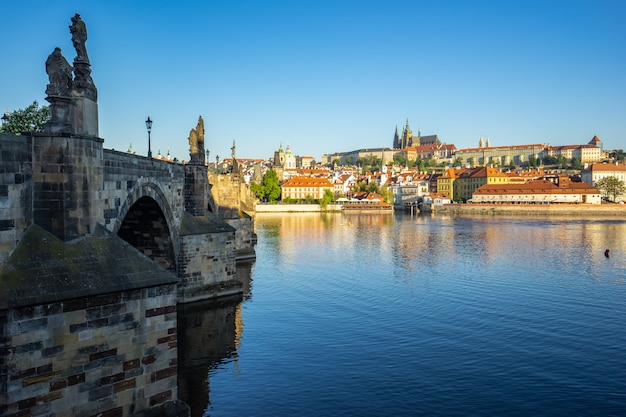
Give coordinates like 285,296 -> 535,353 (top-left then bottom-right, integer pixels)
31,132 -> 104,241
184,164 -> 209,216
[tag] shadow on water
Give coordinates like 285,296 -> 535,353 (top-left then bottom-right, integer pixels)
177,261 -> 253,417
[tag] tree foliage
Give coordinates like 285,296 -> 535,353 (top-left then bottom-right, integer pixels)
357,155 -> 381,172
262,169 -> 281,202
595,176 -> 626,202
319,189 -> 334,208
250,168 -> 281,202
0,101 -> 50,134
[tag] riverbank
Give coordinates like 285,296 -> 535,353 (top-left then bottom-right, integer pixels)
255,203 -> 342,213
435,203 -> 626,217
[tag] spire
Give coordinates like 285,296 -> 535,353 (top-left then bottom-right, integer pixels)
393,126 -> 400,149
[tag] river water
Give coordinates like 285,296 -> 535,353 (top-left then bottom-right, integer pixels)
178,212 -> 626,417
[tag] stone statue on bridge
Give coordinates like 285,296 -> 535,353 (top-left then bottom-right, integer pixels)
188,116 -> 205,164
45,47 -> 73,97
69,13 -> 89,64
44,47 -> 74,133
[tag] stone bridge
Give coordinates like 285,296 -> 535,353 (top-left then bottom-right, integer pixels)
0,126 -> 251,303
0,14 -> 255,417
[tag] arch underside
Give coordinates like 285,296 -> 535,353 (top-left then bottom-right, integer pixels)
114,181 -> 178,273
117,196 -> 176,272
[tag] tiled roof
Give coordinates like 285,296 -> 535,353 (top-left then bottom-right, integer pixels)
583,163 -> 626,172
281,177 -> 334,187
474,179 -> 599,195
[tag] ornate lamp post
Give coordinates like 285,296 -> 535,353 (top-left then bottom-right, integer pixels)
1,112 -> 9,130
145,116 -> 153,158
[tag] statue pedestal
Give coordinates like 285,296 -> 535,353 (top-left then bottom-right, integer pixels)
44,95 -> 73,133
72,96 -> 98,137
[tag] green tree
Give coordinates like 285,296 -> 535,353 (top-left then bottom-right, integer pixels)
570,157 -> 582,170
557,155 -> 568,169
250,182 -> 265,200
319,189 -> 334,208
344,156 -> 353,165
453,157 -> 463,167
595,176 -> 626,202
468,157 -> 475,167
365,182 -> 380,194
393,154 -> 407,166
543,155 -> 558,165
262,169 -> 281,202
0,101 -> 50,134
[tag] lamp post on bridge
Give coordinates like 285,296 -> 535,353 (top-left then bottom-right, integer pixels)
145,116 -> 153,159
1,111 -> 9,131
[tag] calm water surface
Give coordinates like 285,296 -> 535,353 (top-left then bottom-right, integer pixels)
178,212 -> 626,417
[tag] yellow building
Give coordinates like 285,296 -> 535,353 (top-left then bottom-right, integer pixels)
437,168 -> 469,201
281,177 -> 334,201
454,166 -> 511,201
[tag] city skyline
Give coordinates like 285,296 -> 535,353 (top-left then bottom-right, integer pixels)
1,0 -> 624,162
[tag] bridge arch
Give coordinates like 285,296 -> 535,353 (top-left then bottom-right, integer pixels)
113,179 -> 179,273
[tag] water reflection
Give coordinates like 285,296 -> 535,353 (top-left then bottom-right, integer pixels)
178,213 -> 626,416
177,262 -> 252,416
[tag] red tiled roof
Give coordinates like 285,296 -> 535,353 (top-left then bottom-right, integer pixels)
282,177 -> 334,187
583,163 -> 626,172
474,179 -> 599,195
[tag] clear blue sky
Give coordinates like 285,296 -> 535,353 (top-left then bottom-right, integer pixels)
1,0 -> 625,161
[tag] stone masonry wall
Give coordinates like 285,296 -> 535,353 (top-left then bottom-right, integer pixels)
225,214 -> 256,261
1,285 -> 178,417
0,134 -> 32,264
177,231 -> 238,303
207,173 -> 241,219
31,133 -> 104,242
102,150 -> 185,234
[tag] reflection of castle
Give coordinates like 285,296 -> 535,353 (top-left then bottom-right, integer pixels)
393,119 -> 441,149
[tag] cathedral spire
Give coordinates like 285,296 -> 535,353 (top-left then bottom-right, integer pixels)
393,126 -> 400,149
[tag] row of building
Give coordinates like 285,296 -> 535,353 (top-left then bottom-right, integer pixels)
321,120 -> 608,167
244,161 -> 626,206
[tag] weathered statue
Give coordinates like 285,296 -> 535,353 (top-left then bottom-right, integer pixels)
69,13 -> 89,63
45,47 -> 73,97
188,116 -> 205,164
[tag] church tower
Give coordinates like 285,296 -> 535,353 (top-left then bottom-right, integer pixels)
401,119 -> 413,148
393,126 -> 400,149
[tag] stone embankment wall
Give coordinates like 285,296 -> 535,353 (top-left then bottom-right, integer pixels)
255,204 -> 342,213
436,203 -> 626,217
2,285 -> 180,417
